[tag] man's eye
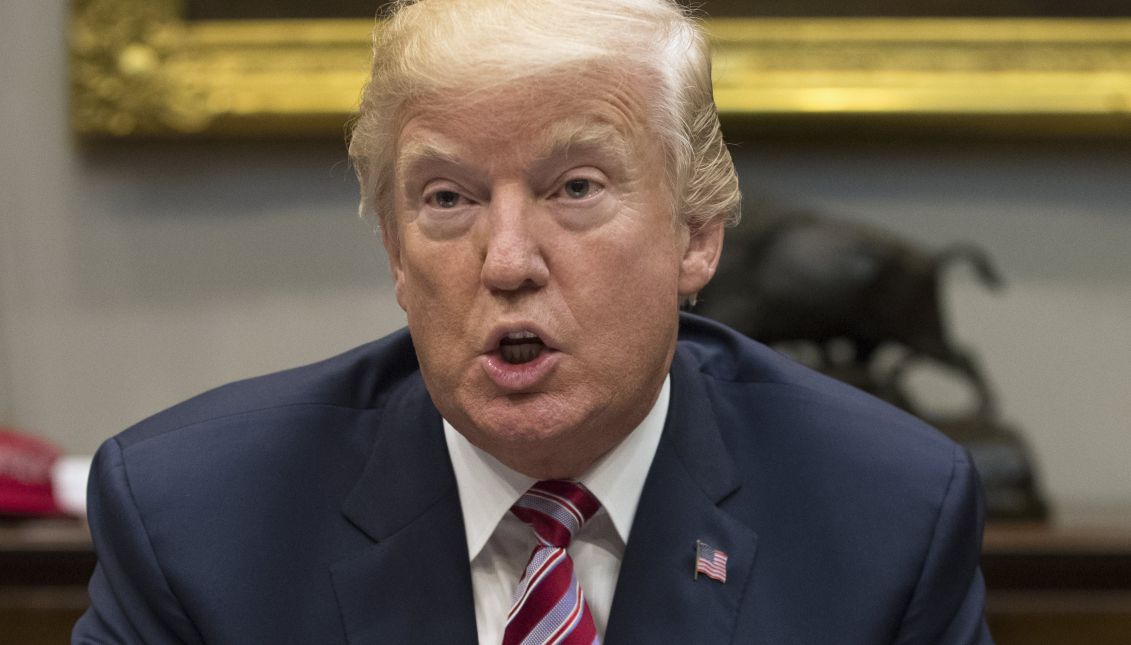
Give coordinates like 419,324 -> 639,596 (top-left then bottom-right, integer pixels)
562,178 -> 596,200
429,190 -> 462,209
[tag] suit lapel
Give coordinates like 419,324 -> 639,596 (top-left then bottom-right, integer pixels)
605,346 -> 758,644
330,375 -> 478,644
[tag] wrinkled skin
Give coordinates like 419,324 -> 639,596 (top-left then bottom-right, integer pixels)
386,71 -> 723,478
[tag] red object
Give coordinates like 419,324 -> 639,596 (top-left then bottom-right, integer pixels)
0,428 -> 61,515
504,480 -> 601,645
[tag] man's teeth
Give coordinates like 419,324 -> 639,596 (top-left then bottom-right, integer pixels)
501,343 -> 542,364
499,331 -> 545,364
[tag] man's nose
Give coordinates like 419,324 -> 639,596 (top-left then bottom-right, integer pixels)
480,187 -> 549,293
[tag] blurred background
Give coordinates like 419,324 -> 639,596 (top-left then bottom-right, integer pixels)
1,1 -> 1130,642
5,0 -> 1127,511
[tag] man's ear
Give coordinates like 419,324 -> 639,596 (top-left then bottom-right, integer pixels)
678,218 -> 725,297
381,224 -> 409,312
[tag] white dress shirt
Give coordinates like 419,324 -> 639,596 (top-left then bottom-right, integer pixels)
442,375 -> 670,645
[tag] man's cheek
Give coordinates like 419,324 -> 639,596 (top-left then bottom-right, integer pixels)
404,253 -> 462,296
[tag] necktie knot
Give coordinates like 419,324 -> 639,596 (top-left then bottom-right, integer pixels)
510,480 -> 600,548
505,480 -> 602,645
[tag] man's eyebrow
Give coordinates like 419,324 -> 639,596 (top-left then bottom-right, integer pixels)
395,121 -> 633,177
396,139 -> 462,176
538,120 -> 631,167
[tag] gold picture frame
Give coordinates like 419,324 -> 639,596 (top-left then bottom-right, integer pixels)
70,0 -> 1131,138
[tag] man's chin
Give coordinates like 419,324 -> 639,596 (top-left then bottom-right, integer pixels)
473,433 -> 599,480
454,402 -> 601,472
465,408 -> 581,449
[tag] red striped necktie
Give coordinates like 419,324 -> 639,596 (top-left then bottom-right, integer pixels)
503,480 -> 602,645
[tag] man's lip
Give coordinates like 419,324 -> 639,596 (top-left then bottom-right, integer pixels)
480,348 -> 560,392
482,322 -> 559,353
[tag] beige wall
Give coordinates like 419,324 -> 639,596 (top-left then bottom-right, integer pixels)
0,1 -> 404,453
3,2 -> 1129,509
734,142 -> 1131,511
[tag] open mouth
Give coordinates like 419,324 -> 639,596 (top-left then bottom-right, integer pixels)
498,331 -> 546,365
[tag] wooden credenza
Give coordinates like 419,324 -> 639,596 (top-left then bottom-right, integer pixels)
0,519 -> 92,644
3,512 -> 1131,643
983,509 -> 1131,645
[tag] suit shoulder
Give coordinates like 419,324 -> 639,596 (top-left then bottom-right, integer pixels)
114,328 -> 420,449
679,311 -> 885,400
675,316 -> 986,642
677,312 -> 957,469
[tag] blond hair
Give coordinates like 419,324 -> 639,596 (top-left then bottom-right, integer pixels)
348,0 -> 741,247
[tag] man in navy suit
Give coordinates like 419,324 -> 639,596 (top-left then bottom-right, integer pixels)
75,0 -> 993,642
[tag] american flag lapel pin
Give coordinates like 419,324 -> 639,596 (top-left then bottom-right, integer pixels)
694,540 -> 728,583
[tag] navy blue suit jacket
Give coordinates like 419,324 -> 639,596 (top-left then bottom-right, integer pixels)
75,314 -> 992,643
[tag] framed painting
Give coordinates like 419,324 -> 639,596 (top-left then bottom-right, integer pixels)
69,0 -> 1131,138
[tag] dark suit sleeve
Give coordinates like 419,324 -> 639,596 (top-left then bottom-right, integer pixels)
894,446 -> 994,644
72,439 -> 204,645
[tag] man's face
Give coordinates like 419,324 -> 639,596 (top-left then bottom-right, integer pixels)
387,71 -> 722,478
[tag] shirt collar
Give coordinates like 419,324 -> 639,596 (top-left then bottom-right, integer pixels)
443,374 -> 670,560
